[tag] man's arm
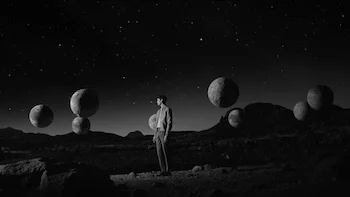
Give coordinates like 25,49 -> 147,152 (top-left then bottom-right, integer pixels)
165,108 -> 172,136
153,110 -> 160,142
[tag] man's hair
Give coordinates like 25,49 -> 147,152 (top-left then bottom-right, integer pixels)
157,95 -> 167,104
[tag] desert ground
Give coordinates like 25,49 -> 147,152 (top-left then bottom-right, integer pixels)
1,103 -> 350,196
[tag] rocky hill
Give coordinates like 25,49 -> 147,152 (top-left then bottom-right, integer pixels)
1,102 -> 350,174
126,131 -> 144,139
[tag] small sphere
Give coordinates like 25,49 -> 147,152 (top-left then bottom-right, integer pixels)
293,101 -> 311,121
307,85 -> 334,111
148,114 -> 157,131
29,104 -> 54,128
207,77 -> 239,108
70,89 -> 99,118
228,108 -> 244,128
72,116 -> 90,135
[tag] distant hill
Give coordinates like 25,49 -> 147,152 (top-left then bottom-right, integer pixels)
0,128 -> 125,149
198,102 -> 347,139
126,131 -> 144,139
0,126 -> 197,149
0,127 -> 25,138
243,102 -> 295,125
53,131 -> 125,145
1,102 -> 348,150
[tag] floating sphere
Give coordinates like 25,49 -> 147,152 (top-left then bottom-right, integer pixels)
148,114 -> 157,131
207,77 -> 239,108
70,89 -> 99,118
29,104 -> 54,128
307,85 -> 334,111
228,108 -> 244,128
72,117 -> 90,135
293,101 -> 311,121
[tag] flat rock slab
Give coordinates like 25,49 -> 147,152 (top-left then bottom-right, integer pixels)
0,158 -> 119,197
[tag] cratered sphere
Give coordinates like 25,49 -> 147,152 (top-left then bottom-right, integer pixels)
293,101 -> 311,121
148,114 -> 157,131
228,108 -> 244,128
29,104 -> 54,128
70,89 -> 99,118
72,116 -> 90,135
307,85 -> 334,111
208,77 -> 239,108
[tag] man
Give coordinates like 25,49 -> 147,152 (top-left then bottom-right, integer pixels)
153,95 -> 173,176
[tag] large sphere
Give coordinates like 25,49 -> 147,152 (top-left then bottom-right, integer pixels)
228,108 -> 244,128
208,77 -> 239,108
29,104 -> 54,128
307,85 -> 334,111
70,89 -> 99,118
72,117 -> 90,135
293,101 -> 311,121
148,114 -> 157,131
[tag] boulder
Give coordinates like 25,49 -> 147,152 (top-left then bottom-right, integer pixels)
192,165 -> 203,173
203,164 -> 213,171
128,172 -> 136,177
0,158 -> 120,197
0,157 -> 47,196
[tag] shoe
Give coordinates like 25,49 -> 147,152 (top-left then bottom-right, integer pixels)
163,171 -> 172,176
156,172 -> 165,176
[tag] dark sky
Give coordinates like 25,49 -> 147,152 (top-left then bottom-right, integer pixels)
0,1 -> 349,136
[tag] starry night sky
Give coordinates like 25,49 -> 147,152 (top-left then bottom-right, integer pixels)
0,1 -> 349,136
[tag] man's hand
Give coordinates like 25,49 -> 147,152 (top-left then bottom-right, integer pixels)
153,135 -> 156,143
164,135 -> 168,143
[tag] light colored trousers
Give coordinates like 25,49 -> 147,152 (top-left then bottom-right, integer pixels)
156,128 -> 169,172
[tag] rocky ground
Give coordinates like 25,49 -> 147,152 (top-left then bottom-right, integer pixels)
1,103 -> 350,196
110,161 -> 350,197
111,163 -> 283,197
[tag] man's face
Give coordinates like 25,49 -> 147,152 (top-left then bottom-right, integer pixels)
156,98 -> 162,106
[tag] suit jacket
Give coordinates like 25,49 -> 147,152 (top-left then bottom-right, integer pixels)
156,105 -> 173,135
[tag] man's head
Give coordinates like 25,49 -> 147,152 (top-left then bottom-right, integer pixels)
156,95 -> 167,106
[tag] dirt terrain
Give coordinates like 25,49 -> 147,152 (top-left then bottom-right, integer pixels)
110,162 -> 350,197
1,103 -> 350,196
